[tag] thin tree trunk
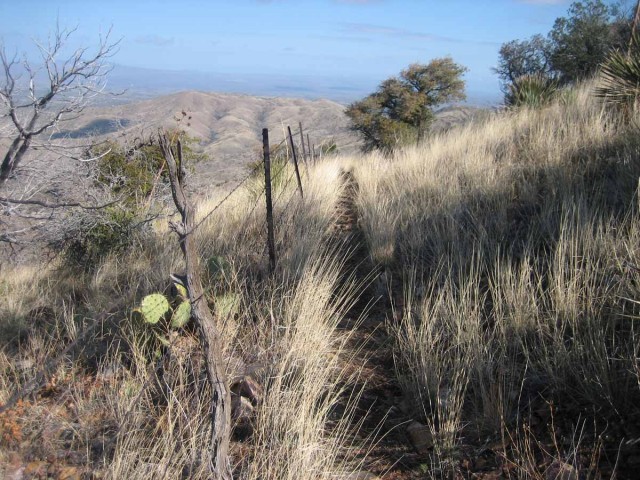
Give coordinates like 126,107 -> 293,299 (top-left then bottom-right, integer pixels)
0,136 -> 27,184
158,134 -> 232,479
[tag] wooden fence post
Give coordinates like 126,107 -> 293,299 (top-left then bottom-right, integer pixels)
306,133 -> 312,162
299,121 -> 307,163
263,128 -> 276,272
287,125 -> 304,198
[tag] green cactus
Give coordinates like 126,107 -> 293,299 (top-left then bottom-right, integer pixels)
136,293 -> 170,324
215,292 -> 239,320
171,301 -> 192,328
174,283 -> 188,301
206,255 -> 229,280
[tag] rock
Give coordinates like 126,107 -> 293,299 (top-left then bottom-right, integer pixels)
57,466 -> 81,480
337,471 -> 381,480
406,421 -> 433,454
545,460 -> 578,480
14,359 -> 34,371
231,376 -> 263,405
231,395 -> 255,440
231,395 -> 254,421
23,461 -> 48,478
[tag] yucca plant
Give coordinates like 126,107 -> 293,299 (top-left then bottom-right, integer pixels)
596,35 -> 640,113
506,73 -> 559,108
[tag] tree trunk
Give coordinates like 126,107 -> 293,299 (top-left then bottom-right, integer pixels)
159,134 -> 232,479
0,136 -> 28,184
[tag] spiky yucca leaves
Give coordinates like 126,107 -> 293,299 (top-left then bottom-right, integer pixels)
506,73 -> 559,108
596,38 -> 640,112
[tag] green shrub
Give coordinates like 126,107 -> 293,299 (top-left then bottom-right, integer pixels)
92,131 -> 205,207
506,73 -> 560,108
61,207 -> 142,269
596,37 -> 640,114
246,142 -> 294,199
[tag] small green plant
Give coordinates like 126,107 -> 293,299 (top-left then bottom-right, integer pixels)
246,142 -> 291,199
506,73 -> 559,108
136,293 -> 170,325
61,207 -> 142,269
131,279 -> 192,356
206,255 -> 230,281
92,131 -> 205,207
596,36 -> 640,114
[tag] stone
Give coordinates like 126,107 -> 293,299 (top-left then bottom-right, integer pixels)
231,395 -> 254,421
231,376 -> 263,405
338,471 -> 381,480
23,460 -> 48,477
57,466 -> 81,480
406,421 -> 433,454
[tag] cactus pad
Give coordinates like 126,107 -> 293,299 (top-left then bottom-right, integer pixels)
137,293 -> 170,324
171,300 -> 192,328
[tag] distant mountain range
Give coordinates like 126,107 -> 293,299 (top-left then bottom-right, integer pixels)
98,64 -> 501,107
54,90 -> 361,192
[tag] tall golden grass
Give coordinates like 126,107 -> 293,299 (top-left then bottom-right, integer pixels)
2,80 -> 640,478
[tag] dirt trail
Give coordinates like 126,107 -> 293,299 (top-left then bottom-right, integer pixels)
331,169 -> 422,479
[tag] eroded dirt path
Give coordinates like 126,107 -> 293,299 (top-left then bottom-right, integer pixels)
331,169 -> 423,479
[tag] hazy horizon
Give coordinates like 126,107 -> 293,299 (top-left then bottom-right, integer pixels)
2,0 -> 618,106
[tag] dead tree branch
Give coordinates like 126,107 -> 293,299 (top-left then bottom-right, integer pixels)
158,131 -> 232,479
0,24 -> 120,185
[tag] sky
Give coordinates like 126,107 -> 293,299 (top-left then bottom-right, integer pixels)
0,0 -> 626,104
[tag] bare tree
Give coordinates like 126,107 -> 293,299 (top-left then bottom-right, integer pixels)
159,132 -> 233,479
0,24 -> 121,247
0,23 -> 120,185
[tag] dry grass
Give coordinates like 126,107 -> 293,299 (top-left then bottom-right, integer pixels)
3,79 -> 640,478
353,82 -> 640,477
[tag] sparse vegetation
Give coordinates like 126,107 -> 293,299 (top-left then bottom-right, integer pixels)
4,56 -> 640,480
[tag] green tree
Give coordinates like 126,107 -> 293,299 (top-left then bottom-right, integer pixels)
549,0 -> 623,83
496,0 -> 632,98
346,58 -> 467,152
494,35 -> 553,90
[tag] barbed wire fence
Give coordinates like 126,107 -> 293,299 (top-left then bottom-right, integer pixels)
0,120 -> 334,413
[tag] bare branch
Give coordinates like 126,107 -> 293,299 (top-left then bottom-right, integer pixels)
1,23 -> 121,185
0,195 -> 120,210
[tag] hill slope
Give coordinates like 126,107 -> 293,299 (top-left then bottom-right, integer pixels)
54,91 -> 360,191
4,82 -> 640,479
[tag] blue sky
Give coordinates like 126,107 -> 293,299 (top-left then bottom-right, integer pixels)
0,0 -> 625,103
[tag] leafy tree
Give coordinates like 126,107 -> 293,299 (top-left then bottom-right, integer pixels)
494,35 -> 553,89
549,0 -> 623,83
346,58 -> 467,152
496,0 -> 632,96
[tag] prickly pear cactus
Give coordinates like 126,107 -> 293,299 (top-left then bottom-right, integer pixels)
136,293 -> 170,325
174,283 -> 188,301
171,300 -> 192,328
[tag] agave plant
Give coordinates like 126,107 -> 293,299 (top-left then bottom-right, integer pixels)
596,37 -> 640,112
506,73 -> 559,109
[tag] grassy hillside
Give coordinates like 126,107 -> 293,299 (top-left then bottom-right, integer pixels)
2,82 -> 640,479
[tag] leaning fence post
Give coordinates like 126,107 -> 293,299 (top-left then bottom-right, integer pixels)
299,121 -> 307,163
287,125 -> 304,198
263,128 -> 276,272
